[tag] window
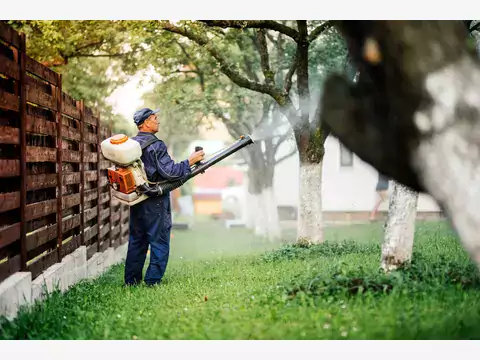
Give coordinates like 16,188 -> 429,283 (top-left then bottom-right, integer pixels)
339,142 -> 353,167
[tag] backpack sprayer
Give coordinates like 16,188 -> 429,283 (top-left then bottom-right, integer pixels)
100,134 -> 254,206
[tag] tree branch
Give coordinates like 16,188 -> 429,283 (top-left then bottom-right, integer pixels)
275,149 -> 297,165
73,53 -> 133,58
159,21 -> 285,102
273,131 -> 293,153
284,49 -> 298,94
235,35 -> 261,83
175,40 -> 205,92
307,21 -> 332,43
296,20 -> 310,126
170,69 -> 199,75
71,40 -> 106,54
256,29 -> 275,86
199,20 -> 300,41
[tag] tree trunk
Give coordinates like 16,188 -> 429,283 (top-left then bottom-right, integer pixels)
321,21 -> 480,269
297,160 -> 324,245
254,191 -> 268,237
381,181 -> 419,272
245,191 -> 256,229
263,186 -> 281,241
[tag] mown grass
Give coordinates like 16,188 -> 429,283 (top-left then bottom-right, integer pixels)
1,219 -> 480,340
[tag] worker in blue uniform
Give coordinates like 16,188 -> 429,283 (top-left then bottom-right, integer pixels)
124,108 -> 204,287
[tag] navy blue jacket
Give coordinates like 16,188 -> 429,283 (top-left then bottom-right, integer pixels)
132,132 -> 191,184
129,132 -> 191,229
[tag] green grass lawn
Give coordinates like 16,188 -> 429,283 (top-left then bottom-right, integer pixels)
1,219 -> 480,340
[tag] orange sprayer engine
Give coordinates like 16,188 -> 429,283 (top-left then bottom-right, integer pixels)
107,167 -> 137,194
100,134 -> 151,206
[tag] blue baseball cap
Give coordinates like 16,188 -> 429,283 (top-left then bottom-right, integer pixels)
133,108 -> 160,126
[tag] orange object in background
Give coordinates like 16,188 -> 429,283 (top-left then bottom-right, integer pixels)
193,192 -> 222,215
107,167 -> 136,194
171,188 -> 181,213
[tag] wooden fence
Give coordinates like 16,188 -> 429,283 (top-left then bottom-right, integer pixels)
0,22 -> 129,283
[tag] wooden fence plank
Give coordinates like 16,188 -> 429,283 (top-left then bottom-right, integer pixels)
99,208 -> 110,222
19,31 -> 27,271
84,224 -> 98,242
0,159 -> 20,177
84,170 -> 97,182
26,146 -> 57,162
63,172 -> 80,185
85,207 -> 98,222
27,250 -> 58,280
0,255 -> 21,283
99,176 -> 109,187
26,173 -> 57,190
62,102 -> 80,120
0,22 -> 21,48
62,149 -> 81,163
62,193 -> 80,210
60,235 -> 80,258
0,191 -> 20,213
26,85 -> 56,110
83,152 -> 97,163
99,192 -> 110,205
111,211 -> 121,223
84,131 -> 97,144
25,56 -> 58,86
0,89 -> 19,112
100,224 -> 110,239
85,189 -> 98,202
0,54 -> 20,80
86,244 -> 97,259
62,124 -> 81,142
79,99 -> 85,246
62,214 -> 81,233
25,199 -> 56,221
0,125 -> 19,144
25,75 -> 53,96
111,226 -> 120,238
55,72 -> 63,262
84,113 -> 97,126
26,223 -> 57,252
99,159 -> 110,169
0,223 -> 20,250
25,114 -> 56,136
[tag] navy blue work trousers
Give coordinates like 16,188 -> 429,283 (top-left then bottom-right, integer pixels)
124,195 -> 172,286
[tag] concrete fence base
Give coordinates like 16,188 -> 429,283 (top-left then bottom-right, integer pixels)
0,242 -> 129,321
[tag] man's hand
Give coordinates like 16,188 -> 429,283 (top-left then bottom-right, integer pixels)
188,150 -> 205,166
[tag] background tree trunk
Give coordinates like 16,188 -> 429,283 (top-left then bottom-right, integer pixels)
381,181 -> 419,272
297,160 -> 324,245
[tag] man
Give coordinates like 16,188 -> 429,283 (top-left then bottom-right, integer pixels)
124,107 -> 204,287
369,172 -> 390,221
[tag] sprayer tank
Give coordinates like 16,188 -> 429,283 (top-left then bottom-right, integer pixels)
100,134 -> 142,166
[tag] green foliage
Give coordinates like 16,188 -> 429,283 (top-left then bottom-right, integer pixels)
1,220 -> 480,340
8,21 -> 132,130
7,20 -> 134,67
260,240 -> 381,263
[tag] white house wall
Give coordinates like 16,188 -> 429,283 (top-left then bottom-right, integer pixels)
273,136 -> 440,212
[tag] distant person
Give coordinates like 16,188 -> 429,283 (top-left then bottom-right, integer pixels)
369,173 -> 390,221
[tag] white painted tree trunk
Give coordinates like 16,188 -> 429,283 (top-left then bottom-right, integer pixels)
381,181 -> 419,272
411,56 -> 480,268
297,162 -> 324,244
245,192 -> 256,229
254,192 -> 267,237
263,186 -> 281,242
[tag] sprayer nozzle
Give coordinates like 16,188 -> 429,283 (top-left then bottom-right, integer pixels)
244,134 -> 255,143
